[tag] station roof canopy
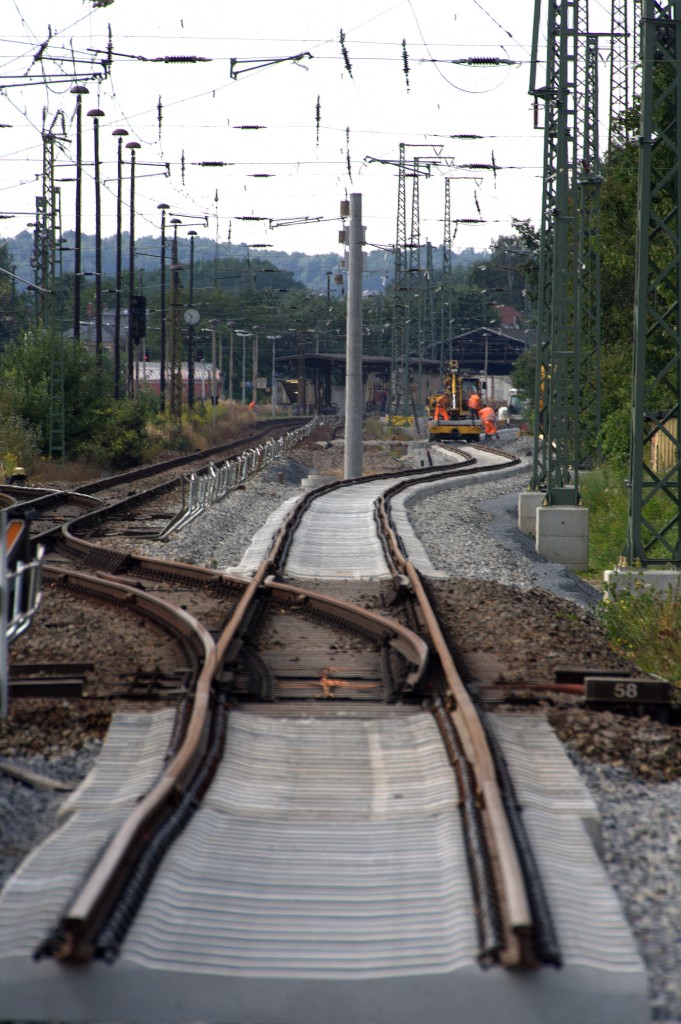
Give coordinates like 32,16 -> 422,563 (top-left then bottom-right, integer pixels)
448,328 -> 530,376
276,327 -> 529,378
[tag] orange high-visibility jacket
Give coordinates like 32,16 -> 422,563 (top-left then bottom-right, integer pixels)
479,406 -> 497,434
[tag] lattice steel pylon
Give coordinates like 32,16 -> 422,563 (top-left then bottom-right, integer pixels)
389,145 -> 430,416
391,143 -> 408,417
623,0 -> 681,567
609,0 -> 644,149
36,112 -> 68,460
530,0 -> 584,503
610,0 -> 632,147
576,33 -> 604,466
441,178 -> 453,373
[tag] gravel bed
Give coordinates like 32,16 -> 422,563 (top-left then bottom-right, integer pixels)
0,747 -> 101,886
2,432 -> 679,1021
568,754 -> 681,1023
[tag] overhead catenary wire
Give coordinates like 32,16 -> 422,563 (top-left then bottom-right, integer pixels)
1,1 -> 543,255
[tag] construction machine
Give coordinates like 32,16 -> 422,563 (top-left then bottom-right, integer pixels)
426,360 -> 484,442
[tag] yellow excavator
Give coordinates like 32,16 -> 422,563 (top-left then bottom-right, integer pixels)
426,360 -> 484,442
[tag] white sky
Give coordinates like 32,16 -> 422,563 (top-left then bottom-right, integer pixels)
0,0 -> 615,259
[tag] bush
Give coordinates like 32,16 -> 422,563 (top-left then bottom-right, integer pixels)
598,584 -> 681,685
74,397 -> 153,470
0,412 -> 40,479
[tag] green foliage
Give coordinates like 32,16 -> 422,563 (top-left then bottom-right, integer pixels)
580,464 -> 681,685
0,327 -> 118,453
487,218 -> 540,310
0,411 -> 40,478
74,394 -> 154,469
579,465 -> 629,570
597,585 -> 681,685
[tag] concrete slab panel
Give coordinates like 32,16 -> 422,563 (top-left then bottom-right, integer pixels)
536,506 -> 589,570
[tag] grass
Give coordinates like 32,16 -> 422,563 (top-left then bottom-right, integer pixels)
580,463 -> 681,685
27,401 -> 257,485
597,584 -> 681,685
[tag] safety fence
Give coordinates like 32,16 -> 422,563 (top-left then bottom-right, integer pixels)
159,419 -> 318,538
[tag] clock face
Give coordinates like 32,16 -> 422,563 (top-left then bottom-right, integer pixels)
183,306 -> 200,326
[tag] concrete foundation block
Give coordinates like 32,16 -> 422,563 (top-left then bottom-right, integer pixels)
603,567 -> 681,599
518,491 -> 545,537
536,505 -> 589,571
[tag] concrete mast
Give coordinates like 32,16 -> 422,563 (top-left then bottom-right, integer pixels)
344,193 -> 365,479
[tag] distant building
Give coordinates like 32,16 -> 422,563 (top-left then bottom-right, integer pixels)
64,306 -> 129,350
135,361 -> 222,402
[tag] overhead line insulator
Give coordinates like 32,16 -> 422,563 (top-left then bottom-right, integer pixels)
154,55 -> 211,63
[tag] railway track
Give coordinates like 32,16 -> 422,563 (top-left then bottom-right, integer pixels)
0,439 -> 648,1024
0,418 -> 311,542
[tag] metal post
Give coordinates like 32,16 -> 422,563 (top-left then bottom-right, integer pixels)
236,331 -> 251,403
126,141 -> 141,397
169,220 -> 183,418
252,327 -> 260,407
227,321 -> 235,399
112,128 -> 128,398
70,84 -> 88,345
344,192 -> 364,479
87,107 -> 105,366
209,319 -> 218,425
158,203 -> 169,411
268,335 -> 281,417
187,230 -> 197,409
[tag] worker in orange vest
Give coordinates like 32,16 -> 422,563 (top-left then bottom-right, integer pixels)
433,393 -> 451,421
479,404 -> 498,443
467,392 -> 482,420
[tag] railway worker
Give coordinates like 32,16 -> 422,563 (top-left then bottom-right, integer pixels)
434,393 -> 451,421
467,392 -> 482,420
479,405 -> 499,443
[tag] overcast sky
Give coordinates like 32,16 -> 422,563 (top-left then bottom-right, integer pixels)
1,0 -> 615,259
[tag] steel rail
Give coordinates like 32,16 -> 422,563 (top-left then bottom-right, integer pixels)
374,471 -> 534,968
35,566 -> 218,962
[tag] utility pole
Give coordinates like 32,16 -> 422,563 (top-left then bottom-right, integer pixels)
344,193 -> 365,480
251,326 -> 260,406
70,84 -> 88,345
169,219 -> 183,418
158,204 -> 169,411
126,140 -> 141,396
187,230 -> 198,408
112,128 -> 129,398
226,321 -> 235,399
87,107 -> 105,366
